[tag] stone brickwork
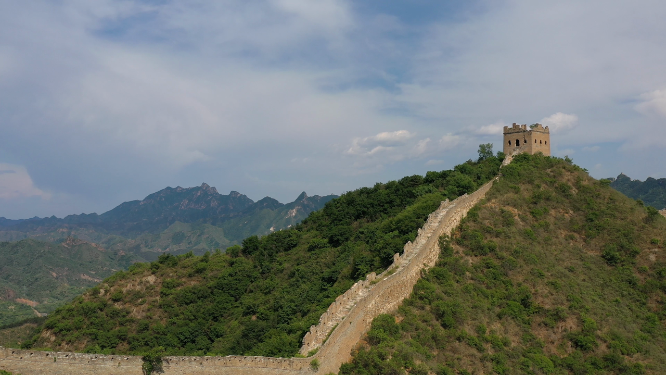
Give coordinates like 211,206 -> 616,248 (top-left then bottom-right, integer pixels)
312,177 -> 496,374
1,163 -> 504,375
503,123 -> 550,156
299,196 -> 459,356
0,347 -> 145,375
0,347 -> 311,375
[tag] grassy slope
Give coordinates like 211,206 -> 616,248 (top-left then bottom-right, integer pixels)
24,155 -> 503,357
341,154 -> 666,375
0,318 -> 45,348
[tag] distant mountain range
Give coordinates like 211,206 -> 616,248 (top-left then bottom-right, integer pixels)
0,183 -> 335,237
608,173 -> 666,209
0,184 -> 337,327
0,183 -> 337,259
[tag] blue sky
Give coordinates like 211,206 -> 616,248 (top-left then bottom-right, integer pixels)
1,0 -> 666,219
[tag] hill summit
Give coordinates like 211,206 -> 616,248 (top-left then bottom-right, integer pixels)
341,154 -> 666,374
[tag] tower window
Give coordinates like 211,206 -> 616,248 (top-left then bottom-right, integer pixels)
540,140 -> 542,144
508,140 -> 512,146
535,139 -> 537,143
545,141 -> 547,145
516,139 -> 520,146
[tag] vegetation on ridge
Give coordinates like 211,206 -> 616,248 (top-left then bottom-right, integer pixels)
341,153 -> 666,375
610,173 -> 666,210
23,148 -> 505,357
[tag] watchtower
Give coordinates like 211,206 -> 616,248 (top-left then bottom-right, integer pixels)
503,123 -> 550,156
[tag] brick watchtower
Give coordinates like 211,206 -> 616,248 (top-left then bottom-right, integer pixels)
503,123 -> 550,156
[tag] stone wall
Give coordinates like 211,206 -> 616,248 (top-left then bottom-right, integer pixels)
1,170 -> 501,375
298,198 -> 456,356
0,347 -> 312,375
0,347 -> 145,375
311,177 -> 496,375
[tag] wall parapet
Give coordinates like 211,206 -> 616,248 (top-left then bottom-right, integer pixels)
299,198 -> 454,355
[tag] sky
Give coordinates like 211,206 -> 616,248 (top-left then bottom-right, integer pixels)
1,0 -> 666,219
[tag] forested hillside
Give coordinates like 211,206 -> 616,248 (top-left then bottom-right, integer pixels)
610,173 -> 666,210
341,154 -> 666,374
0,238 -> 136,326
0,183 -> 333,335
24,150 -> 504,357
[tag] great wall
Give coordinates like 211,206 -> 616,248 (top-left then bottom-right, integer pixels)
0,155 -> 512,375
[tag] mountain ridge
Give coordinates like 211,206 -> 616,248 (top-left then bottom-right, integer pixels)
609,173 -> 666,210
342,154 -> 666,375
0,184 -> 337,255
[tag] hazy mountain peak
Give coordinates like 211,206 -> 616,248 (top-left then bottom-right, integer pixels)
200,183 -> 218,194
295,191 -> 308,201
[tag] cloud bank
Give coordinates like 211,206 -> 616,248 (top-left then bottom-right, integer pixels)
0,164 -> 50,200
1,0 -> 666,218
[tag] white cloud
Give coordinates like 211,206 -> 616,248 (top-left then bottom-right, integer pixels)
0,163 -> 51,200
372,130 -> 414,145
475,121 -> 506,135
439,134 -> 461,149
425,159 -> 446,166
582,145 -> 600,152
271,0 -> 353,34
540,113 -> 578,133
412,138 -> 431,156
635,89 -> 666,119
346,130 -> 415,156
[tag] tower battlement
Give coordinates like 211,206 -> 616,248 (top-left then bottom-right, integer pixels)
502,123 -> 551,156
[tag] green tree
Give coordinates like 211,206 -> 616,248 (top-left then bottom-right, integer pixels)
478,143 -> 494,161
